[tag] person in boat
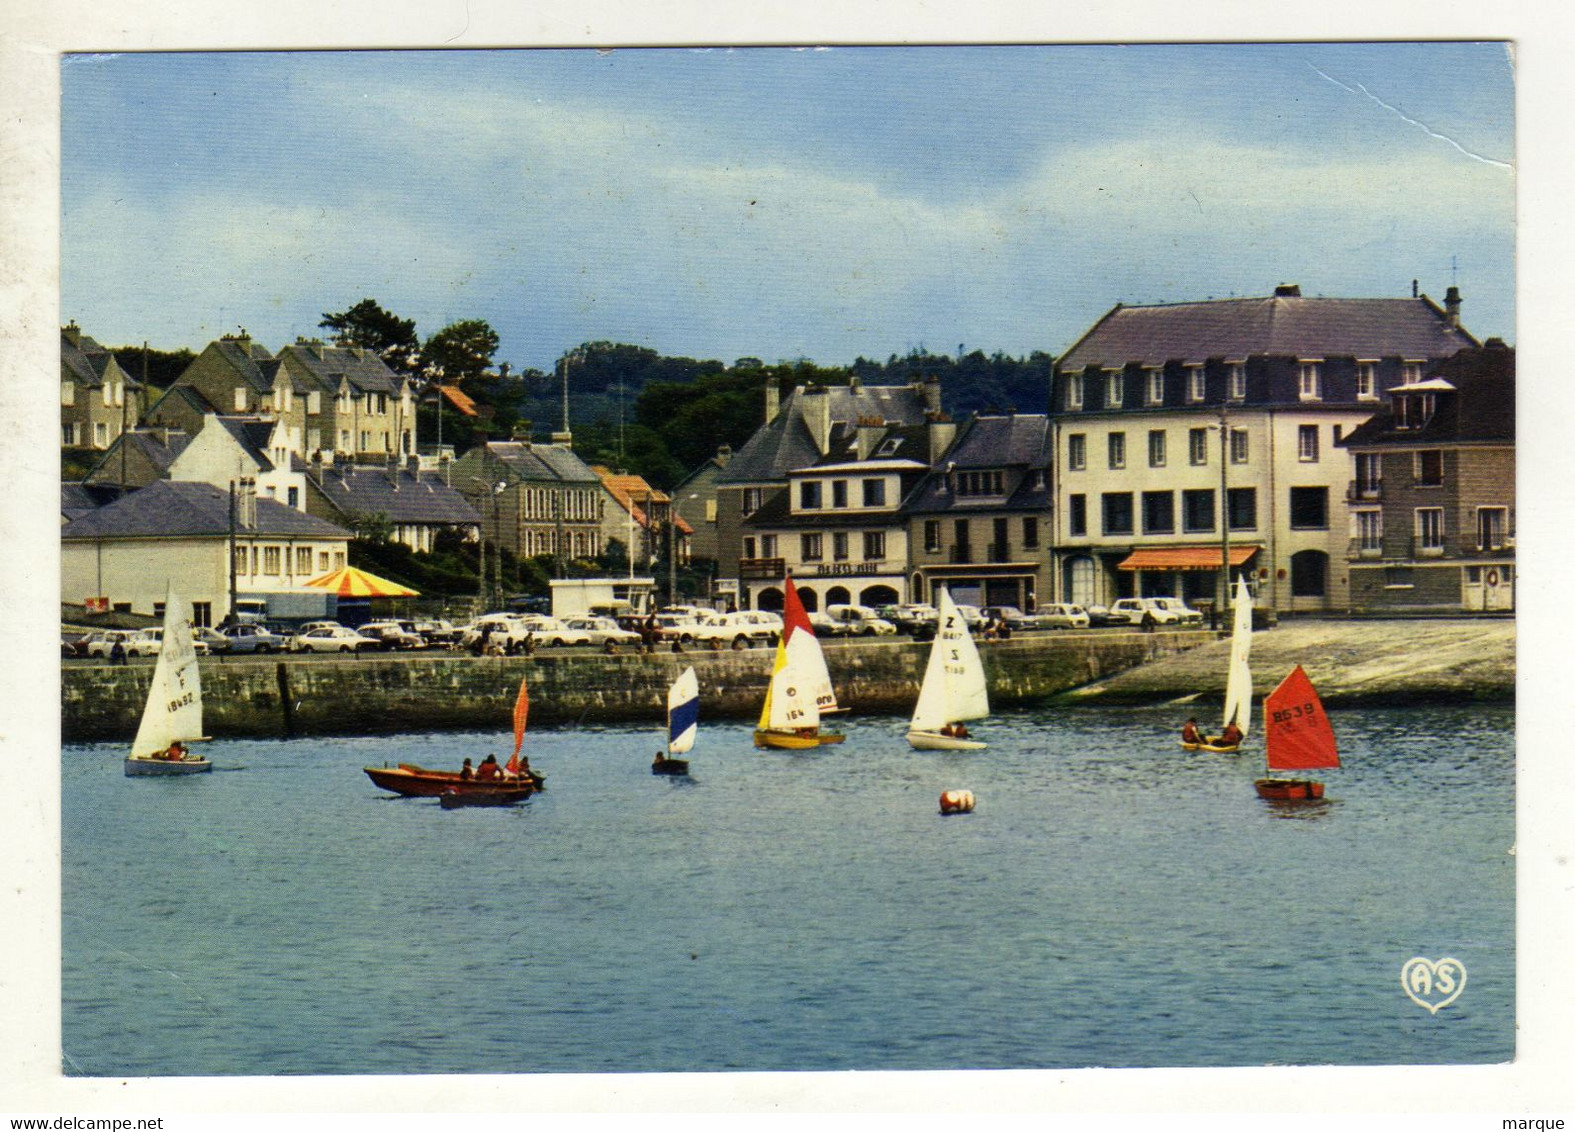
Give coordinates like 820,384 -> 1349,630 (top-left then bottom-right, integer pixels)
475,754 -> 503,781
161,740 -> 188,761
940,722 -> 971,739
1214,721 -> 1244,748
459,757 -> 474,781
508,756 -> 531,781
653,750 -> 665,768
1181,718 -> 1204,745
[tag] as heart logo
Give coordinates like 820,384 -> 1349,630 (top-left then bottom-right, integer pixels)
1400,957 -> 1467,1014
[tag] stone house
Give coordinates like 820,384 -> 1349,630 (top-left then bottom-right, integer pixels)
592,467 -> 692,570
60,323 -> 141,450
448,440 -> 606,565
1338,341 -> 1514,613
668,445 -> 733,565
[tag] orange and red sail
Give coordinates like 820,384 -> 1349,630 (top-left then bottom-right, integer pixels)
505,674 -> 529,774
1262,664 -> 1340,773
781,575 -> 814,642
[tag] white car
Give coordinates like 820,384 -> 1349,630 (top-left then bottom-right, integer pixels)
807,610 -> 848,638
1037,603 -> 1092,630
1107,597 -> 1202,627
358,620 -> 425,650
291,626 -> 380,653
83,629 -> 139,658
127,627 -> 209,656
563,616 -> 642,648
952,604 -> 987,629
515,615 -> 593,648
458,615 -> 530,650
691,610 -> 784,648
826,604 -> 897,636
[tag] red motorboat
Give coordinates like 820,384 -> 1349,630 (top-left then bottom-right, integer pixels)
1254,665 -> 1338,802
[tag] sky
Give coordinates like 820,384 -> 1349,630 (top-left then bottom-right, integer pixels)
61,42 -> 1515,373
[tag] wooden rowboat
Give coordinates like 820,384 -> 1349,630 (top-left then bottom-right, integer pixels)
365,763 -> 544,798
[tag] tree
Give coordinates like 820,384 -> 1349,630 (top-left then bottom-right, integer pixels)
420,319 -> 500,385
318,299 -> 420,374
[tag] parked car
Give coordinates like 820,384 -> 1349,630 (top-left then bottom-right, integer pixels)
952,603 -> 987,629
878,603 -> 939,634
359,620 -> 425,650
221,623 -> 287,653
806,610 -> 848,638
298,620 -> 344,635
290,626 -> 380,653
982,605 -> 1045,632
691,610 -> 784,648
647,612 -> 705,643
1106,597 -> 1202,627
515,615 -> 593,648
1082,604 -> 1121,627
126,627 -> 208,656
563,616 -> 642,649
410,619 -> 462,647
82,629 -> 139,658
191,626 -> 233,653
457,615 -> 529,651
826,604 -> 897,636
1037,603 -> 1092,630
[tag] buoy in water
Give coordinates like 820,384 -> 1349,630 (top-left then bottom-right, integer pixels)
939,789 -> 975,815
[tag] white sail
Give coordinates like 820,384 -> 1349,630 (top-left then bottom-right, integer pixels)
801,631 -> 839,713
1221,574 -> 1254,735
667,666 -> 700,755
767,630 -> 821,731
910,588 -> 990,732
130,587 -> 205,758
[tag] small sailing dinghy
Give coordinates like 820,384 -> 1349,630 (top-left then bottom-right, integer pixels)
1254,664 -> 1339,801
367,674 -> 541,802
753,577 -> 845,750
907,587 -> 989,750
654,666 -> 698,775
1183,575 -> 1254,753
125,586 -> 211,776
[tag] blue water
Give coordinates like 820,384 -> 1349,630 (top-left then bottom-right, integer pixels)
60,704 -> 1514,1075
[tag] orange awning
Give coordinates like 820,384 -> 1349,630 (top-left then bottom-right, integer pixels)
303,566 -> 420,597
1117,546 -> 1260,571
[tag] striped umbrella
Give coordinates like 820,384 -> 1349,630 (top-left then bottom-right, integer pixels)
301,566 -> 420,598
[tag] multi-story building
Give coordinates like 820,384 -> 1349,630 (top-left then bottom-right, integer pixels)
592,467 -> 692,570
666,444 -> 733,565
171,334 -> 415,463
1050,284 -> 1478,614
716,377 -> 940,607
1338,341 -> 1514,613
60,323 -> 141,450
449,440 -> 606,566
902,412 -> 1053,611
300,459 -> 480,554
739,419 -> 935,611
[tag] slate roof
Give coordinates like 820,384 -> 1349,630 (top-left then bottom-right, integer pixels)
277,342 -> 404,396
208,338 -> 281,394
1058,294 -> 1478,371
719,384 -> 933,485
482,441 -> 603,485
61,330 -> 141,390
306,465 -> 481,525
146,383 -> 220,419
903,414 -> 1053,515
61,482 -> 122,521
60,480 -> 351,541
83,429 -> 192,482
212,416 -> 280,471
1339,344 -> 1515,448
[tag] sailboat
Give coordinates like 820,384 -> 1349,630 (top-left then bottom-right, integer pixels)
654,666 -> 698,775
124,586 -> 212,776
753,577 -> 846,750
907,587 -> 989,750
1182,575 -> 1254,753
1254,664 -> 1340,801
366,673 -> 543,802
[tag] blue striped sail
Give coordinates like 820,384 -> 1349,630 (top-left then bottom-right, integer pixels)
667,666 -> 700,755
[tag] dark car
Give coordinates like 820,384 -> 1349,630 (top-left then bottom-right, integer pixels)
221,623 -> 287,654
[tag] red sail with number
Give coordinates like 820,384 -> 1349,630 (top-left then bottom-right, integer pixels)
1256,665 -> 1338,801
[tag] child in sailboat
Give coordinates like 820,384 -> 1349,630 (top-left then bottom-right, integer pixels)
1212,721 -> 1243,747
1181,718 -> 1203,745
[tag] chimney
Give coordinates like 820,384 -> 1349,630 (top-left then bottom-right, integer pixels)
923,372 -> 942,415
62,320 -> 81,347
1444,285 -> 1463,330
927,416 -> 958,464
311,451 -> 324,485
1412,279 -> 1419,298
238,477 -> 257,529
855,421 -> 883,461
764,378 -> 781,424
800,386 -> 831,456
715,444 -> 732,466
1273,283 -> 1301,298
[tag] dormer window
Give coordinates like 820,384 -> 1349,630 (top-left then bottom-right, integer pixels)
1066,373 -> 1084,411
1145,367 -> 1164,405
1105,369 -> 1125,408
1297,360 -> 1322,402
1227,361 -> 1247,401
1185,365 -> 1206,403
1356,361 -> 1378,401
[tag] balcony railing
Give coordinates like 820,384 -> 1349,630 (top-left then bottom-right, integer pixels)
1346,479 -> 1383,502
738,557 -> 786,580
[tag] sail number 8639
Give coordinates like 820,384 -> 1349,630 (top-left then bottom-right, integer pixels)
1271,701 -> 1317,725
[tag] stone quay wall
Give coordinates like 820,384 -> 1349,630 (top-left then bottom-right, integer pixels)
62,630 -> 1206,742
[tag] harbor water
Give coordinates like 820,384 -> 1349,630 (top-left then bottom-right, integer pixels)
61,704 -> 1514,1076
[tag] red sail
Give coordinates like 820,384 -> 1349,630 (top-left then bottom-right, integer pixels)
1262,665 -> 1340,772
507,675 -> 529,770
782,575 -> 814,642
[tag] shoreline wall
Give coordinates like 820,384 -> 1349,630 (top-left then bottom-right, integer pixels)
62,631 -> 1206,742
